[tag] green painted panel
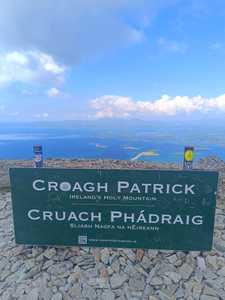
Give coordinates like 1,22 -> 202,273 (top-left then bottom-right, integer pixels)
9,168 -> 218,250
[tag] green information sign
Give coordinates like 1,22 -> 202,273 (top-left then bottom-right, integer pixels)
10,168 -> 218,250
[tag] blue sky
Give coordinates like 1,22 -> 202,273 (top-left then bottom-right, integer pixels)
0,0 -> 225,121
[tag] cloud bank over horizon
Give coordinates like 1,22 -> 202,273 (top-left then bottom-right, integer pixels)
90,93 -> 225,119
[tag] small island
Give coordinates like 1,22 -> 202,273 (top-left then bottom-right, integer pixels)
131,149 -> 159,161
123,146 -> 139,151
89,142 -> 108,149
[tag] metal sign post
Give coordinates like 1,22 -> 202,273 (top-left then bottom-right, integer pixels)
183,146 -> 194,170
33,145 -> 43,168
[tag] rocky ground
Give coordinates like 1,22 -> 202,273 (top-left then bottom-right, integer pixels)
0,157 -> 225,300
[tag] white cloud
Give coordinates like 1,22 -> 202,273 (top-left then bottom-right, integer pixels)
157,37 -> 187,53
0,105 -> 20,117
91,95 -> 136,112
9,111 -> 20,116
47,87 -> 61,98
90,93 -> 225,118
33,53 -> 65,75
128,28 -> 145,44
0,0 -> 151,64
0,105 -> 5,113
0,50 -> 65,86
207,94 -> 225,111
34,112 -> 49,119
210,42 -> 223,50
6,52 -> 28,65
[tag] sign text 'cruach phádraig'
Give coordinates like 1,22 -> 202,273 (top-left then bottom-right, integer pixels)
10,168 -> 218,250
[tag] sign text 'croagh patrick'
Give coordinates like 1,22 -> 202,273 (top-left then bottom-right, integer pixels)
10,168 -> 218,250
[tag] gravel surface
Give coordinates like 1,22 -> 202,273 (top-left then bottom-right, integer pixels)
0,157 -> 225,300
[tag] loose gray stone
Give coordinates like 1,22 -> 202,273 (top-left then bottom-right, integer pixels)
203,286 -> 218,297
166,254 -> 177,264
51,293 -> 63,300
0,257 -> 8,272
11,261 -> 23,273
155,289 -> 173,300
214,240 -> 225,252
82,284 -> 97,300
123,249 -> 136,262
165,271 -> 181,283
101,249 -> 110,265
1,291 -> 13,300
43,248 -> 56,260
175,287 -> 184,298
148,297 -> 158,300
192,282 -> 202,299
18,266 -> 41,281
111,260 -> 120,273
217,266 -> 225,276
47,261 -> 73,276
197,257 -> 206,271
206,255 -> 217,269
110,273 -> 128,289
129,275 -> 146,291
179,263 -> 193,280
149,277 -> 163,286
200,296 -> 218,300
141,256 -> 152,270
26,288 -> 39,300
40,286 -> 53,300
146,264 -> 160,284
101,290 -> 115,300
68,283 -> 82,299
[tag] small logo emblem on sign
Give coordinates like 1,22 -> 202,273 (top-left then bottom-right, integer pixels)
78,236 -> 87,245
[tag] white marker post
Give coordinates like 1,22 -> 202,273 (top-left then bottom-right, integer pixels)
183,146 -> 194,170
33,145 -> 43,168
